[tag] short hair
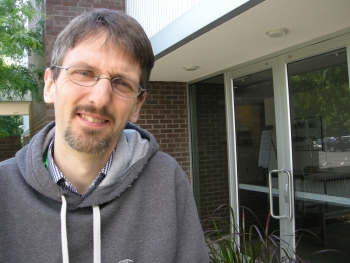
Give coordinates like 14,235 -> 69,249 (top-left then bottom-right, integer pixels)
50,9 -> 154,96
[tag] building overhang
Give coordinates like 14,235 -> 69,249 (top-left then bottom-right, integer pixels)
149,0 -> 350,83
0,93 -> 31,115
0,102 -> 31,115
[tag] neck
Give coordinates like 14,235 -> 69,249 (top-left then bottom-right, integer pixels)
52,137 -> 116,194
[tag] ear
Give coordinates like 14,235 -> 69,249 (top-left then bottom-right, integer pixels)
129,93 -> 146,123
43,68 -> 55,103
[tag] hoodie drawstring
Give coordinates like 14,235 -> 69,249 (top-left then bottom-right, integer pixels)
60,195 -> 101,263
61,195 -> 69,263
93,205 -> 101,263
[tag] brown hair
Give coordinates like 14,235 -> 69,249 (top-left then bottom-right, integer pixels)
50,9 -> 154,97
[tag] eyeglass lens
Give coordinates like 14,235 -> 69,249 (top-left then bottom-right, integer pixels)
66,66 -> 141,98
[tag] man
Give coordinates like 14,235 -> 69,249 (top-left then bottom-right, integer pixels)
0,9 -> 209,263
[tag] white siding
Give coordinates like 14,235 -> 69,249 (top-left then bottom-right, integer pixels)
126,0 -> 204,38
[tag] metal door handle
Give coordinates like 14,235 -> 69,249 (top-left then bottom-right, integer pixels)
268,169 -> 293,220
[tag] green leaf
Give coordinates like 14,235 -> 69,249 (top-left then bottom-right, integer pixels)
0,0 -> 44,102
0,115 -> 23,136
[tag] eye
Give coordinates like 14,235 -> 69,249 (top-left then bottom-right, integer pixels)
77,70 -> 90,77
69,67 -> 97,79
113,78 -> 133,90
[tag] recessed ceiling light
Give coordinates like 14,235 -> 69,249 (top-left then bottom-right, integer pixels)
326,50 -> 345,57
266,28 -> 289,38
183,66 -> 199,71
235,76 -> 249,82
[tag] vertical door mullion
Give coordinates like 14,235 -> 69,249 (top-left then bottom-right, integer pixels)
275,55 -> 296,257
224,71 -> 240,245
188,85 -> 201,216
347,35 -> 350,89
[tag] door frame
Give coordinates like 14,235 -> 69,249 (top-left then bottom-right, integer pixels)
224,32 -> 350,258
225,57 -> 295,255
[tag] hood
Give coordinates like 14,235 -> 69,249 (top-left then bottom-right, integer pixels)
16,121 -> 159,208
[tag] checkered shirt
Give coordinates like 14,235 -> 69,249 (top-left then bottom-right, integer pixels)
47,138 -> 115,199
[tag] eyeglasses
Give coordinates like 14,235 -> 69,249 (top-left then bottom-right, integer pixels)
51,65 -> 145,98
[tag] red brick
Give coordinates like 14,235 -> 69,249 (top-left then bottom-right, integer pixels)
77,3 -> 93,8
54,5 -> 70,11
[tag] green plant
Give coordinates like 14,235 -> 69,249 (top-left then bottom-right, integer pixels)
202,205 -> 303,263
0,130 -> 9,137
202,205 -> 350,263
0,0 -> 45,101
0,115 -> 23,136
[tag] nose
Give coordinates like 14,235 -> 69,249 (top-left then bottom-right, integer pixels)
97,76 -> 113,86
88,77 -> 112,107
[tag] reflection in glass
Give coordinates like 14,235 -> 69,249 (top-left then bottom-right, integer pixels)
288,48 -> 350,262
233,70 -> 279,231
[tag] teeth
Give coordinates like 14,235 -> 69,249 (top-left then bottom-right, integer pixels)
81,114 -> 106,123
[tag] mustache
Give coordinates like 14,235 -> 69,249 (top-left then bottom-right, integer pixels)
72,105 -> 115,123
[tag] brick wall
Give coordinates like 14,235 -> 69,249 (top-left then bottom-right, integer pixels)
138,81 -> 191,178
190,81 -> 230,221
44,0 -> 125,68
0,136 -> 21,162
29,102 -> 55,137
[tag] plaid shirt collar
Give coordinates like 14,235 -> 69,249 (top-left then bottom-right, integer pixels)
47,138 -> 115,199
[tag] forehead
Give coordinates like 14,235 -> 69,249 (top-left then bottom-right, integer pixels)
64,33 -> 129,61
61,33 -> 141,78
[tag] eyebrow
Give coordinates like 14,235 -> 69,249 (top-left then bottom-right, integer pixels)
67,63 -> 140,83
69,62 -> 95,70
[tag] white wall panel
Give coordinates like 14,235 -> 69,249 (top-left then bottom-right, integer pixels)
126,0 -> 203,37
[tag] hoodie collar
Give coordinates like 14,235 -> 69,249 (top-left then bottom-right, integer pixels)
16,121 -> 159,208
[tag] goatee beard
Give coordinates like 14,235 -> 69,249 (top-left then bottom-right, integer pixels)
64,128 -> 110,154
64,105 -> 115,155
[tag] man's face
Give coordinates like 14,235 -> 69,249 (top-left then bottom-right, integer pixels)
44,33 -> 145,155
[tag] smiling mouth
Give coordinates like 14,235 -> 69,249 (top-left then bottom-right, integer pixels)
80,114 -> 108,123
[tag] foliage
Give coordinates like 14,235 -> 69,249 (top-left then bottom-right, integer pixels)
0,130 -> 9,136
201,205 -> 348,263
0,115 -> 23,136
0,0 -> 44,101
290,63 -> 350,136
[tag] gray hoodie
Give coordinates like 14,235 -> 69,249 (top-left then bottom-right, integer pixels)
0,121 -> 209,263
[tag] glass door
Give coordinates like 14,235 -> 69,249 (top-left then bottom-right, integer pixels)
226,35 -> 350,262
226,57 -> 295,259
286,44 -> 350,262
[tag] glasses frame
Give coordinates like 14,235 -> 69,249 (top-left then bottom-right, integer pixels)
51,65 -> 146,98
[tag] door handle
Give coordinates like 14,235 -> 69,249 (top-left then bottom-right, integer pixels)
268,169 -> 293,220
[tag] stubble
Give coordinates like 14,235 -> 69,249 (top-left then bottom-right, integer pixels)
64,104 -> 116,154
